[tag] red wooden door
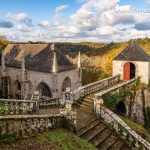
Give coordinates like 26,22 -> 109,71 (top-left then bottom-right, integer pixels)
124,63 -> 130,81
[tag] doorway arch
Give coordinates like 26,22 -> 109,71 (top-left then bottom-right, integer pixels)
14,80 -> 21,99
116,101 -> 126,115
124,62 -> 136,80
62,77 -> 71,93
36,82 -> 52,99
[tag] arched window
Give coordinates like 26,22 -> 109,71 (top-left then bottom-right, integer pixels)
62,77 -> 71,92
36,82 -> 52,98
14,80 -> 21,99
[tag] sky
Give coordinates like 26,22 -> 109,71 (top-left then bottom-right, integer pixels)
0,0 -> 150,42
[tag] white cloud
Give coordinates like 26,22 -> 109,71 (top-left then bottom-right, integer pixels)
14,24 -> 33,32
1,0 -> 150,42
6,12 -> 33,26
6,12 -> 27,21
147,0 -> 150,3
55,5 -> 68,13
39,20 -> 51,29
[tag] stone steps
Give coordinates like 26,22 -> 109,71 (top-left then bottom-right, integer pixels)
107,140 -> 125,150
80,102 -> 93,108
80,123 -> 106,141
75,81 -> 130,150
78,119 -> 129,150
97,134 -> 118,149
90,129 -> 112,146
80,107 -> 93,113
77,119 -> 99,136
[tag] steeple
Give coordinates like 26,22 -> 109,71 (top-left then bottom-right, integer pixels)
77,51 -> 82,86
51,43 -> 58,73
50,43 -> 55,51
21,50 -> 27,81
50,43 -> 58,97
21,50 -> 29,100
21,50 -> 25,72
78,51 -> 81,69
52,52 -> 58,73
2,51 -> 6,76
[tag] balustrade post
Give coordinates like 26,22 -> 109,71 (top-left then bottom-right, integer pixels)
60,103 -> 77,133
31,91 -> 40,114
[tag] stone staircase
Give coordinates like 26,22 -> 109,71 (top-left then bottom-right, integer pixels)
77,119 -> 129,150
74,95 -> 94,113
74,93 -> 129,150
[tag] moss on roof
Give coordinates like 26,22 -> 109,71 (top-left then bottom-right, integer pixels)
114,44 -> 150,62
3,43 -> 76,73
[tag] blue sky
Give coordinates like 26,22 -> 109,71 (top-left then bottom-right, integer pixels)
0,0 -> 150,42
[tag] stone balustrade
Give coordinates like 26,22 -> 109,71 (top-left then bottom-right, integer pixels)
95,77 -> 139,102
0,99 -> 37,115
0,114 -> 75,139
94,99 -> 150,150
39,98 -> 63,108
71,75 -> 120,102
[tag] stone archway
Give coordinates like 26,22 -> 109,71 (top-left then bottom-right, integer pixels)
116,101 -> 126,115
62,77 -> 71,93
36,82 -> 52,99
14,80 -> 21,99
124,62 -> 136,80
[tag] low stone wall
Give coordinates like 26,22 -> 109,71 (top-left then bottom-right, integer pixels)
94,99 -> 150,150
0,97 -> 64,115
95,77 -> 139,103
39,98 -> 64,108
0,112 -> 76,140
0,99 -> 37,115
71,75 -> 120,102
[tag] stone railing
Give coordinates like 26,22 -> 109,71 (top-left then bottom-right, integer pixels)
39,98 -> 64,108
95,77 -> 139,103
94,100 -> 150,150
0,112 -> 76,140
0,99 -> 37,115
71,75 -> 120,102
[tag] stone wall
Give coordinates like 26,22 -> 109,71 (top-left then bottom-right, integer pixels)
94,99 -> 150,150
113,60 -> 150,84
115,88 -> 150,127
126,89 -> 145,126
4,66 -> 80,99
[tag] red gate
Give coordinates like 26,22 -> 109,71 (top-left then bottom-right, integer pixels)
124,62 -> 130,81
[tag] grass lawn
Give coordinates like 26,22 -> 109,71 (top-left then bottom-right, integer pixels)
0,128 -> 97,150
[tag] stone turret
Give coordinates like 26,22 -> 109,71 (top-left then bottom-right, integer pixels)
21,50 -> 27,81
52,51 -> 58,74
77,51 -> 82,86
1,51 -> 10,98
2,51 -> 6,77
21,50 -> 29,100
51,43 -> 58,97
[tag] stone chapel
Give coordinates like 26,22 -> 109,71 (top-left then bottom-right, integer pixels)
113,44 -> 150,84
0,43 -> 82,100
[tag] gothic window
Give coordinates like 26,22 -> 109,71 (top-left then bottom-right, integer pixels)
14,80 -> 21,100
62,77 -> 71,92
36,82 -> 52,98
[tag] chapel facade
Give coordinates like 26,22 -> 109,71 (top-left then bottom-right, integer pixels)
0,43 -> 82,100
113,44 -> 150,84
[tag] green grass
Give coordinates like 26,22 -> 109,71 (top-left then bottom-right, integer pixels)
0,129 -> 97,150
38,129 -> 96,150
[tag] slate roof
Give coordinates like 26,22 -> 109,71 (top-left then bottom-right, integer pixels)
114,44 -> 150,62
3,43 -> 76,73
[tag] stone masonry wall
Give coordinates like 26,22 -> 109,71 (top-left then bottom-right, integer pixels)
4,66 -> 80,99
123,88 -> 150,126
